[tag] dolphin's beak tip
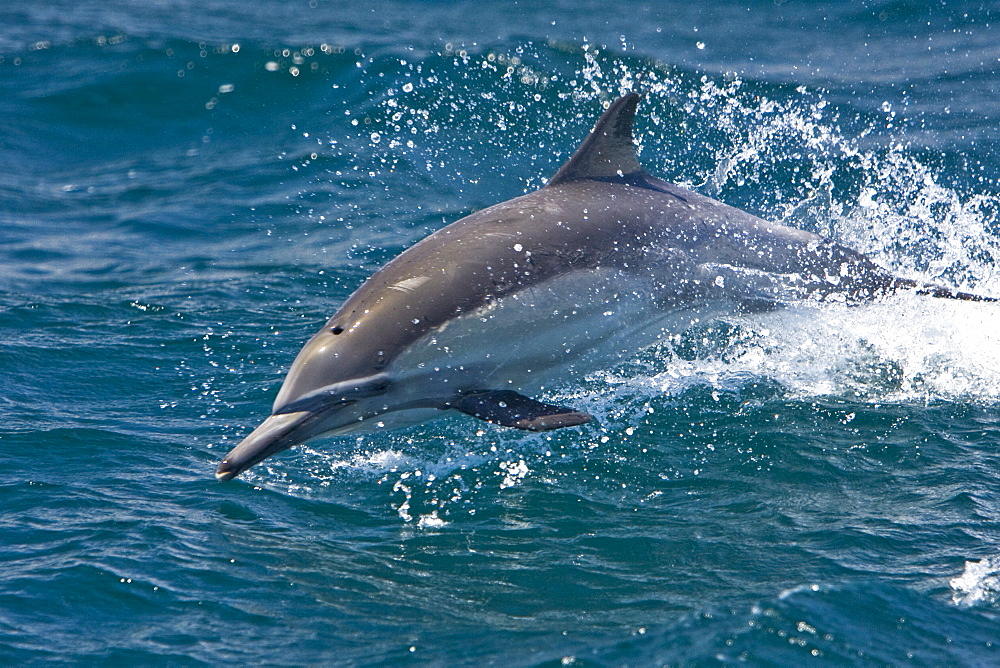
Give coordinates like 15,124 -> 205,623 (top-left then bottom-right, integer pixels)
212,411 -> 316,482
215,461 -> 238,482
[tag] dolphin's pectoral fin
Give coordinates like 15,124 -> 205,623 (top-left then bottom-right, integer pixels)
447,390 -> 593,431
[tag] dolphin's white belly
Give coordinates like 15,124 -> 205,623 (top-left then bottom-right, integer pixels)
330,268 -> 730,432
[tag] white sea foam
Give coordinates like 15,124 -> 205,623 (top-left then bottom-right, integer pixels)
642,294 -> 1000,405
951,557 -> 1000,607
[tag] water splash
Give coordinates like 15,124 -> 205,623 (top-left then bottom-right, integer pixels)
951,557 -> 1000,607
638,295 -> 1000,406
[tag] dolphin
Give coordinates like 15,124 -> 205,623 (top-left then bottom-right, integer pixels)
216,92 -> 992,481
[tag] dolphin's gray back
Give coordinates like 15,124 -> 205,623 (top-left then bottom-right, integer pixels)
311,178 -> 889,379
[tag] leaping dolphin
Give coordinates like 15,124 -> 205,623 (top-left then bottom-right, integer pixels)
216,92 -> 992,481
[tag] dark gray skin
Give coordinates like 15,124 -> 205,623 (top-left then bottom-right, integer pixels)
216,93 -> 991,481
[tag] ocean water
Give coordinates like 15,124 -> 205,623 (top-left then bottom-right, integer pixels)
3,1 -> 1000,664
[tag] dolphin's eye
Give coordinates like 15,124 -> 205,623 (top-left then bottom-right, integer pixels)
331,326 -> 344,335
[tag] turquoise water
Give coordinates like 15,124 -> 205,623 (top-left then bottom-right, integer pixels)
4,1 -> 1000,664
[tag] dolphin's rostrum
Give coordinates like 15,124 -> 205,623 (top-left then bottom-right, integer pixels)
216,92 -> 992,481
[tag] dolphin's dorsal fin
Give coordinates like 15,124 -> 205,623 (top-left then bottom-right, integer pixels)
547,92 -> 643,187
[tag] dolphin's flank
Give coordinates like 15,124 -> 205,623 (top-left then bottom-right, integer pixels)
215,92 -> 993,481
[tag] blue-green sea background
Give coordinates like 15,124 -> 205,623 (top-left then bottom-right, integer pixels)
4,1 -> 1000,664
